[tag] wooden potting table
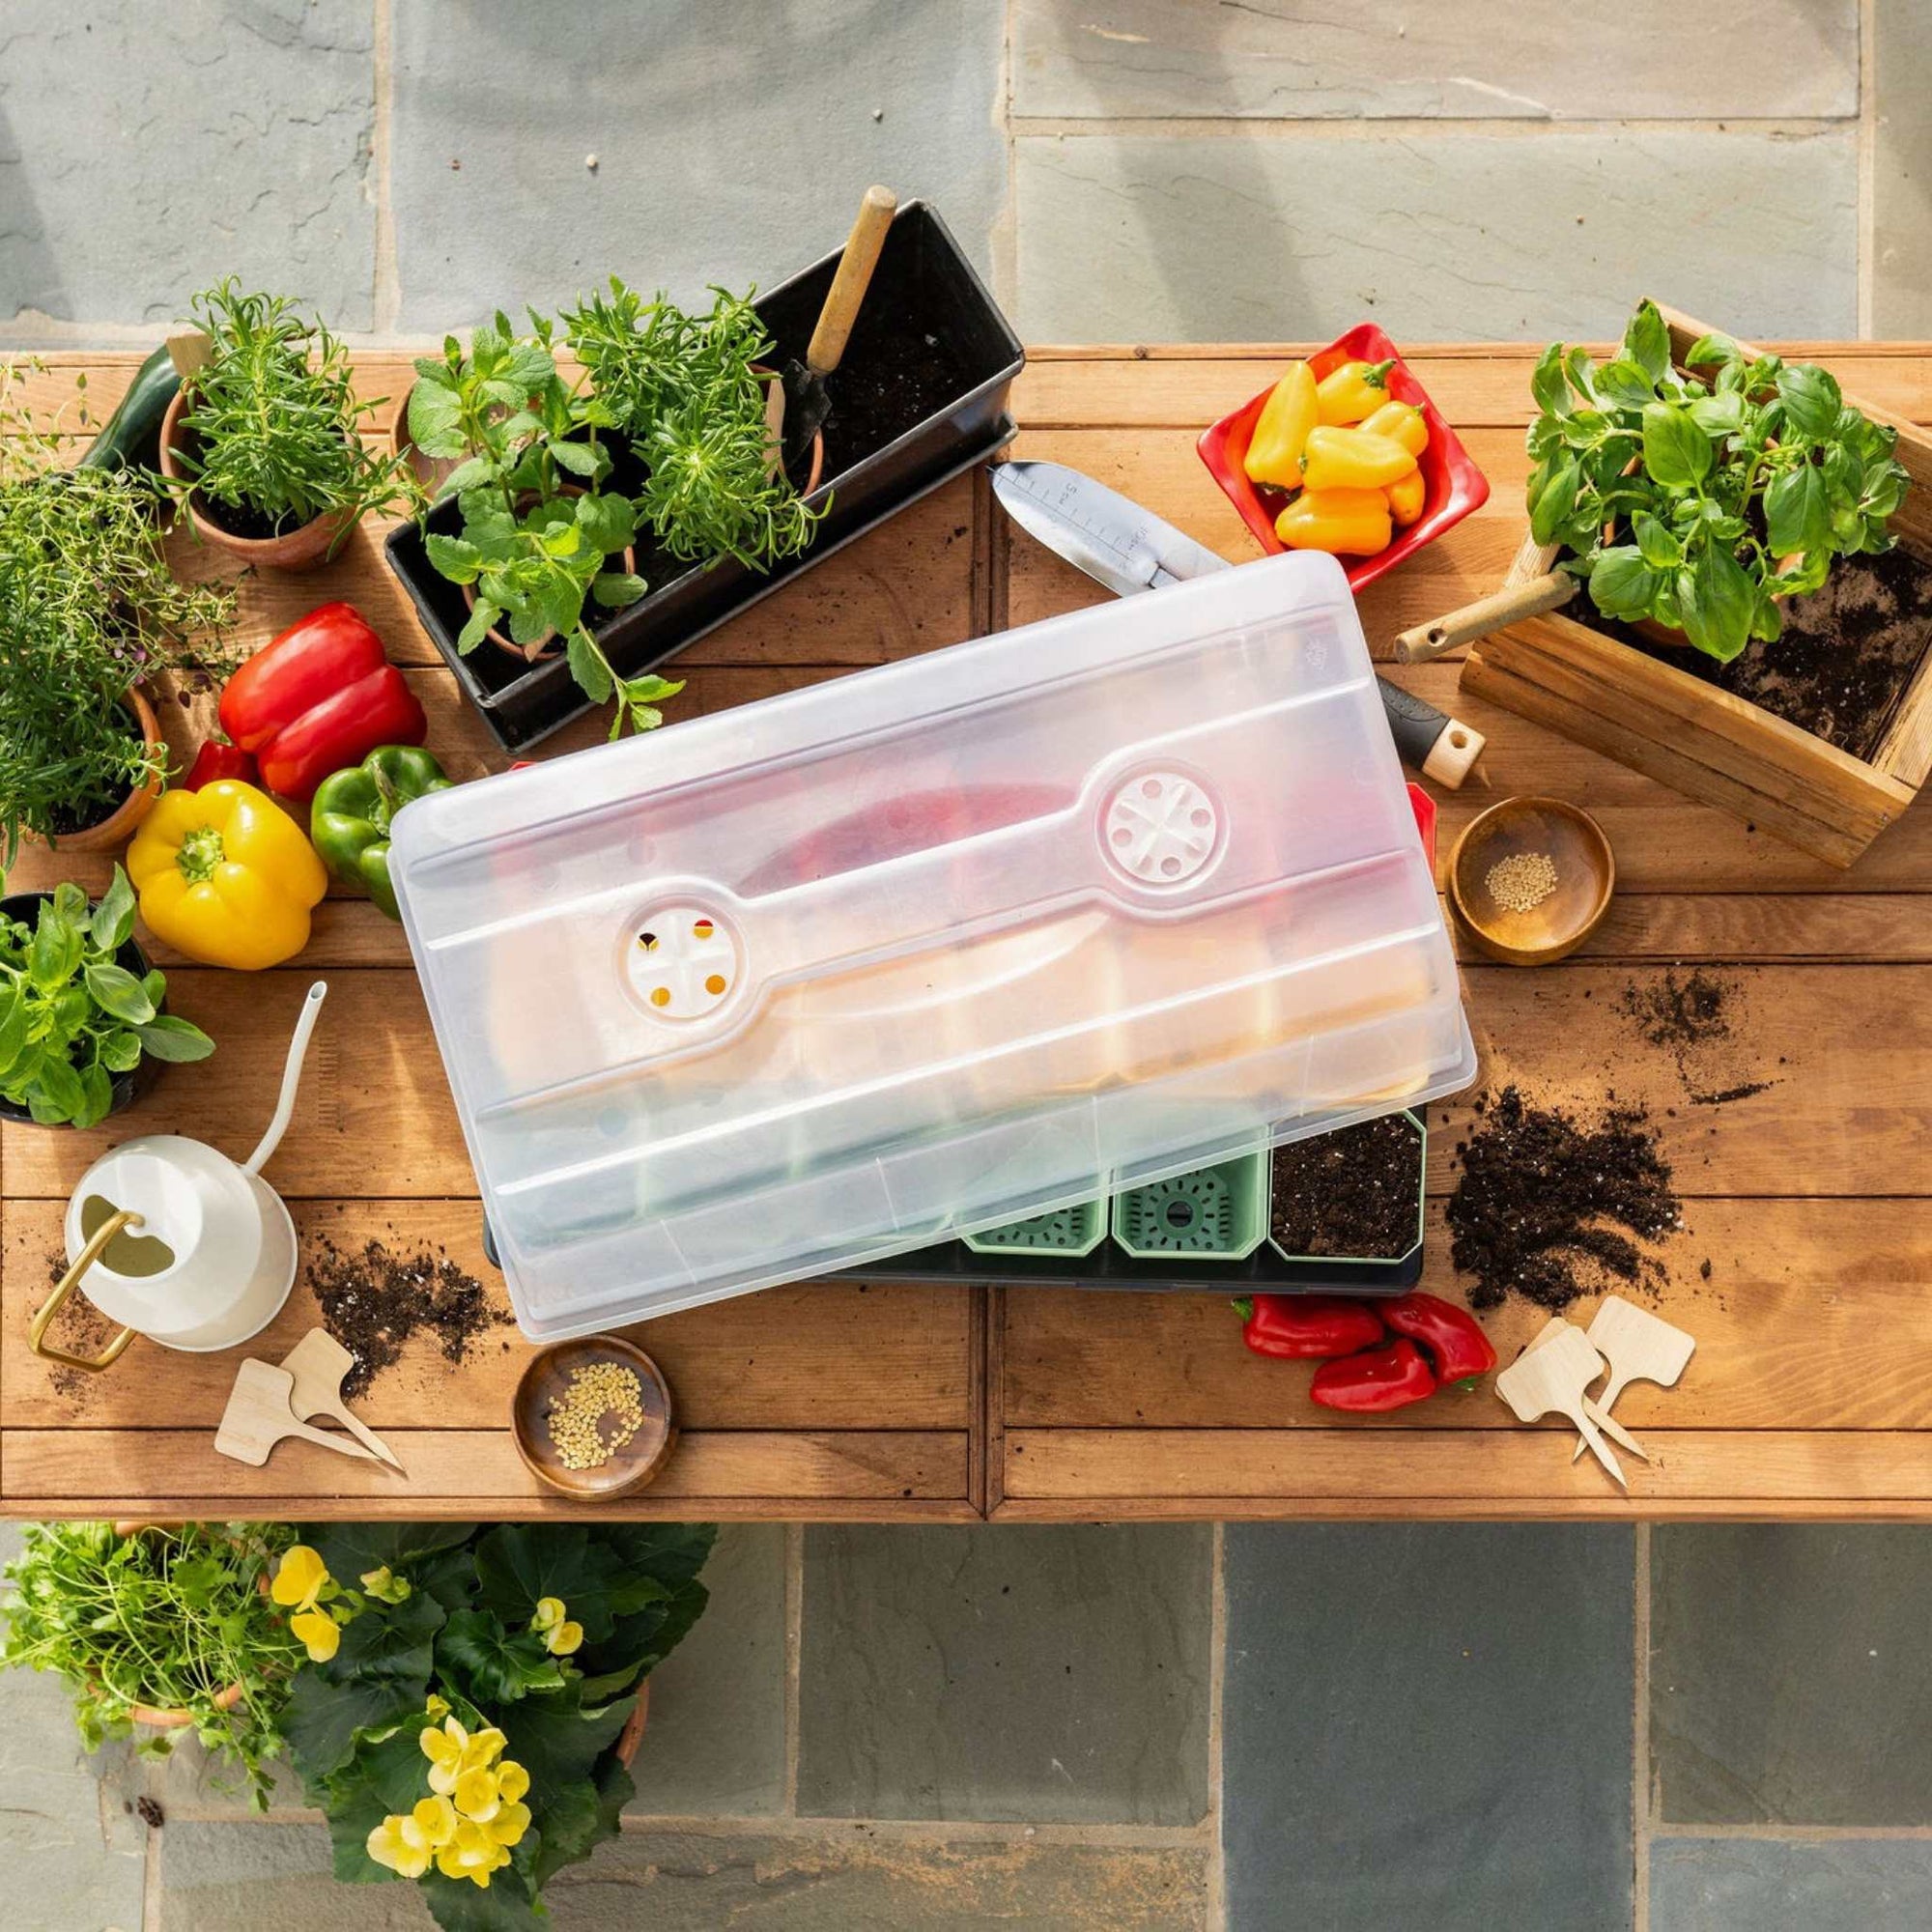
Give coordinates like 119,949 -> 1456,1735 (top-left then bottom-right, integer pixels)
4,342 -> 1931,1524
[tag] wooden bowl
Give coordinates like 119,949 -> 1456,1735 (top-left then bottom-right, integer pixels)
1447,795 -> 1615,966
512,1335 -> 676,1500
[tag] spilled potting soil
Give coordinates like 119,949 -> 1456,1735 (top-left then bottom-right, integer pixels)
1614,969 -> 1778,1107
1446,1086 -> 1682,1312
1270,1113 -> 1422,1259
39,1247 -> 124,1407
308,1236 -> 511,1399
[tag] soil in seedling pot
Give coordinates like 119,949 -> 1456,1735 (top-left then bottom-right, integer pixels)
1447,1086 -> 1681,1312
1270,1114 -> 1422,1259
1585,545 -> 1932,762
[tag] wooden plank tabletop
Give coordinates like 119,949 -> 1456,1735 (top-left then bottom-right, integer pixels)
4,341 -> 1929,1522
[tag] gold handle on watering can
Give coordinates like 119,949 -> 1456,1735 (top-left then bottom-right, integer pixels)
28,1209 -> 142,1373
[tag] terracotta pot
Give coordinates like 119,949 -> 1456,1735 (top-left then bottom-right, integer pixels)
158,387 -> 355,571
35,683 -> 165,854
614,1681 -> 650,1768
388,384 -> 463,497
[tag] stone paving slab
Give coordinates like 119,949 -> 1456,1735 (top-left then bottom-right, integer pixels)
1223,1523 -> 1634,1932
1651,1835 -> 1932,1931
1012,0 -> 1859,122
1874,0 -> 1932,334
797,1523 -> 1212,1826
1014,128 -> 1858,343
0,0 -> 377,329
387,0 -> 1006,332
157,1819 -> 1210,1930
1652,1525 -> 1932,1826
624,1522 -> 788,1818
0,1525 -> 149,1932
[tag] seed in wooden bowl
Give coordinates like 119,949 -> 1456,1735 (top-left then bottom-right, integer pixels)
1485,850 -> 1559,914
545,1361 -> 646,1471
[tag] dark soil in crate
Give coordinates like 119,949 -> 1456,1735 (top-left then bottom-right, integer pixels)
1269,1113 -> 1422,1260
813,310 -> 968,478
1580,545 -> 1932,763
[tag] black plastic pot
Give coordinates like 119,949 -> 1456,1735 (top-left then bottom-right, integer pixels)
0,891 -> 162,1127
386,200 -> 1025,750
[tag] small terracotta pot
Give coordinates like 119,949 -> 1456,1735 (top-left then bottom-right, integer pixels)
614,1682 -> 650,1767
158,387 -> 355,571
388,384 -> 463,497
36,683 -> 165,854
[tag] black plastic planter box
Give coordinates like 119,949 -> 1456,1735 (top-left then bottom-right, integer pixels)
386,200 -> 1024,751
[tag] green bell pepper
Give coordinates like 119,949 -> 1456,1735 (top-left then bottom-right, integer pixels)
309,746 -> 452,920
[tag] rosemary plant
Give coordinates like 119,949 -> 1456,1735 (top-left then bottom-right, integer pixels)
0,361 -> 236,867
564,280 -> 824,569
172,279 -> 412,539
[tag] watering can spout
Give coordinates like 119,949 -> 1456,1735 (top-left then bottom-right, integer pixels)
243,981 -> 327,1178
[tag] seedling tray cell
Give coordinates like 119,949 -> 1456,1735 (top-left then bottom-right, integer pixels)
963,1197 -> 1107,1258
1113,1151 -> 1267,1261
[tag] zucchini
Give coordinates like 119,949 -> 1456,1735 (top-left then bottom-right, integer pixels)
75,343 -> 180,473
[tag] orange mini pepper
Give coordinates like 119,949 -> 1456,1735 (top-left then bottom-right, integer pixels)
1244,362 -> 1320,489
1299,425 -> 1418,493
1315,357 -> 1397,424
1274,487 -> 1393,557
1385,467 -> 1427,526
1358,399 -> 1429,459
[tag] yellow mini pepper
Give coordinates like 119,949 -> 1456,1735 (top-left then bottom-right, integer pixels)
1243,361 -> 1319,489
1358,399 -> 1429,459
1275,487 -> 1393,557
1315,357 -> 1397,424
1385,467 -> 1427,526
1299,425 -> 1418,493
128,779 -> 327,971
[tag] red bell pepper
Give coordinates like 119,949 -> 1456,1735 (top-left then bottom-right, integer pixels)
1378,1293 -> 1496,1384
1309,1339 -> 1436,1413
1235,1294 -> 1384,1360
179,738 -> 256,791
219,603 -> 426,803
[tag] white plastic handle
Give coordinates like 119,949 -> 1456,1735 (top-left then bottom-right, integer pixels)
244,981 -> 327,1178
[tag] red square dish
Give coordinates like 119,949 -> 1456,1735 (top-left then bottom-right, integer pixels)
1197,322 -> 1489,593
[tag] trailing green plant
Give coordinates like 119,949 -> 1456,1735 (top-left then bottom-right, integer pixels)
409,312 -> 680,738
564,279 -> 824,570
0,361 -> 237,866
171,279 -> 412,539
1526,299 -> 1912,663
0,869 -> 213,1125
1,1520 -> 301,1809
280,1520 -> 715,1930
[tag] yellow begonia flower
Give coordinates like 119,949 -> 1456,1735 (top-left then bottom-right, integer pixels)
271,1545 -> 330,1612
531,1596 -> 565,1634
545,1619 -> 583,1658
436,1819 -> 512,1889
290,1608 -> 340,1663
421,1716 -> 469,1794
467,1727 -> 507,1768
367,1801 -> 451,1881
496,1760 -> 529,1805
425,1693 -> 450,1720
453,1765 -> 502,1823
486,1800 -> 532,1848
359,1565 -> 412,1605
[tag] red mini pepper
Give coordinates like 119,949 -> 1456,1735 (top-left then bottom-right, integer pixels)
219,603 -> 426,803
1236,1294 -> 1385,1361
179,738 -> 256,791
1309,1339 -> 1436,1413
1378,1292 -> 1497,1384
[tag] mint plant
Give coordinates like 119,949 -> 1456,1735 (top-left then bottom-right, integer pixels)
409,312 -> 678,738
1526,299 -> 1911,662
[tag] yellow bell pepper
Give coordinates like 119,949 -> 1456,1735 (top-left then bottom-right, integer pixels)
1243,361 -> 1319,488
127,780 -> 327,970
1274,487 -> 1393,556
1358,399 -> 1429,459
1299,425 -> 1418,493
1385,467 -> 1427,526
1315,357 -> 1397,424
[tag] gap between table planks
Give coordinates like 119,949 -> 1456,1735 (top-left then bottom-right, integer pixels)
2,346 -> 1930,1523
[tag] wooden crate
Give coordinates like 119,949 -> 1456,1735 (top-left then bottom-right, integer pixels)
1460,306 -> 1932,868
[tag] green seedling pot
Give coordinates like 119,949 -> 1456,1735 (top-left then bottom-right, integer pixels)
964,1195 -> 1108,1258
1111,1150 -> 1269,1262
1265,1109 -> 1427,1267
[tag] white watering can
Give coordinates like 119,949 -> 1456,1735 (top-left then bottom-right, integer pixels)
29,982 -> 327,1374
